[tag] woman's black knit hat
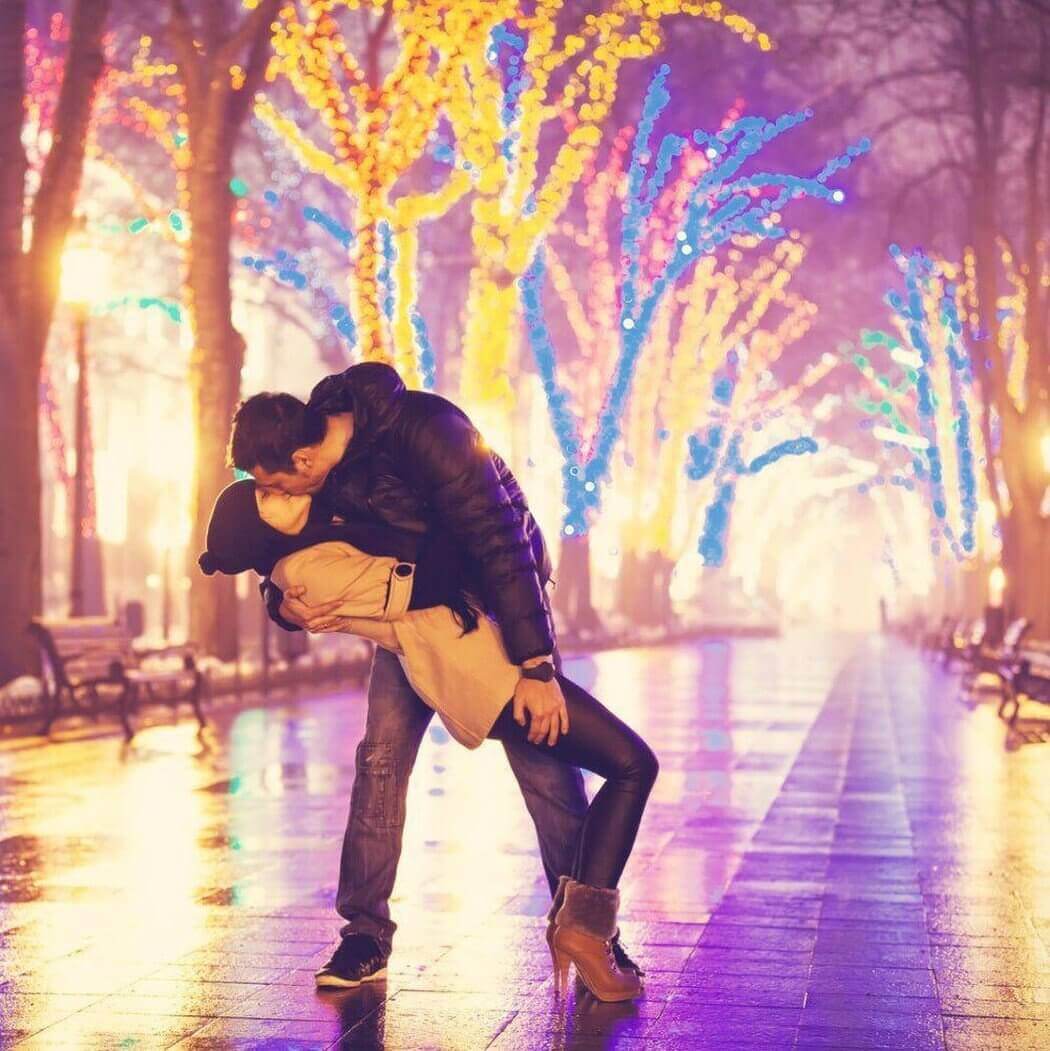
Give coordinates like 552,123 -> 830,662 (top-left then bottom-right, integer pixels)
198,479 -> 277,577
198,478 -> 380,579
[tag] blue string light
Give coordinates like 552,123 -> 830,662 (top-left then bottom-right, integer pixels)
245,192 -> 436,382
303,205 -> 354,249
746,436 -> 819,475
939,284 -> 978,552
885,247 -> 975,560
411,311 -> 437,391
96,295 -> 183,323
488,25 -> 528,162
690,431 -> 820,566
377,221 -> 396,323
686,427 -> 724,481
522,64 -> 869,538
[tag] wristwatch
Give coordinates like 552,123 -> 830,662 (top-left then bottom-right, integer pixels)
521,660 -> 556,682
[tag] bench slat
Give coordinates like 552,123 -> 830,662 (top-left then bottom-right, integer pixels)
124,669 -> 197,685
66,662 -> 122,684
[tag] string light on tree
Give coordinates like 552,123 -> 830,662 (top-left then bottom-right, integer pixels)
522,65 -> 868,542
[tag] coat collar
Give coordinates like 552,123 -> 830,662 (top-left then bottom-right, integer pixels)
308,362 -> 406,459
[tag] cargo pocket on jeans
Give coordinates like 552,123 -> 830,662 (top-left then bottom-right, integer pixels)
350,741 -> 400,830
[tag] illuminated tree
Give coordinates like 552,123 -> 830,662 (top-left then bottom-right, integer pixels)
255,0 -> 499,379
545,152 -> 815,624
618,239 -> 817,623
683,296 -> 820,573
521,67 -> 867,630
766,0 -> 1050,630
452,2 -> 773,444
846,249 -> 993,609
0,0 -> 113,681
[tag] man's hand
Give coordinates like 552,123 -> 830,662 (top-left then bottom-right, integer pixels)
512,672 -> 569,747
278,585 -> 345,632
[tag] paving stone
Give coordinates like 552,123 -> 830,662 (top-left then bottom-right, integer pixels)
1,638 -> 1047,1047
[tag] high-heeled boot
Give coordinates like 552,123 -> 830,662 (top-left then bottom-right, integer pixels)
551,880 -> 643,1002
546,875 -> 571,961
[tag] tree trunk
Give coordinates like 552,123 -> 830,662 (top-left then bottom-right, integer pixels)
459,264 -> 517,449
1006,506 -> 1050,635
0,0 -> 31,682
0,353 -> 42,681
616,547 -> 648,624
997,400 -> 1050,636
390,225 -> 422,387
647,551 -> 675,628
173,0 -> 280,661
186,150 -> 243,662
351,196 -> 388,363
553,533 -> 602,635
0,0 -> 110,682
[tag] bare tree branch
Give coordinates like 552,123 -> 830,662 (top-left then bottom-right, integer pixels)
216,0 -> 281,72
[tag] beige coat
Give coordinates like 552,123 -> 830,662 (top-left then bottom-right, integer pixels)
271,542 -> 519,748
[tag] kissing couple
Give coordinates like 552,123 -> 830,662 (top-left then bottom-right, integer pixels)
198,362 -> 658,1002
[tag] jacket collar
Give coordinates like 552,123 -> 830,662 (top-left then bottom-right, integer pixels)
308,362 -> 406,459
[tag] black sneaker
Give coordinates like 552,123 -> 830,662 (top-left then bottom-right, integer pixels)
315,934 -> 388,989
611,933 -> 645,977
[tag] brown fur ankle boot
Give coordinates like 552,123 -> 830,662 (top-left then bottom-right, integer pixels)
551,880 -> 642,1002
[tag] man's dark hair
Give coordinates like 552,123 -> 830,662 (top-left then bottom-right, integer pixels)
226,392 -> 327,473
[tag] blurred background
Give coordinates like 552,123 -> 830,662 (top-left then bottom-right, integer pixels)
0,0 -> 1047,693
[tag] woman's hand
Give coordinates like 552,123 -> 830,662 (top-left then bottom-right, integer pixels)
279,585 -> 344,631
512,676 -> 570,747
307,615 -> 358,633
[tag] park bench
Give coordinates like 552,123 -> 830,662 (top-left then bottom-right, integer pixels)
27,617 -> 205,741
921,616 -> 955,657
942,618 -> 982,670
997,637 -> 1050,727
960,617 -> 1030,699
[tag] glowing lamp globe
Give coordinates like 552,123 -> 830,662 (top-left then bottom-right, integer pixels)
988,566 -> 1006,608
60,236 -> 112,308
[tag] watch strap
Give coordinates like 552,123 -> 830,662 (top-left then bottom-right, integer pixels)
521,660 -> 556,682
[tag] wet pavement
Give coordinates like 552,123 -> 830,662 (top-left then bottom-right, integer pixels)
1,634 -> 1048,1049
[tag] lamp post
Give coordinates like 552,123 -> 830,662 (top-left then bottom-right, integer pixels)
149,515 -> 192,642
59,222 -> 111,617
986,565 -> 1007,647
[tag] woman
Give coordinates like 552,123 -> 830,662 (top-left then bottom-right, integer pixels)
199,479 -> 658,1002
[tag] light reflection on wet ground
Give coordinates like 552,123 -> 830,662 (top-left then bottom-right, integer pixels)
1,635 -> 1048,1048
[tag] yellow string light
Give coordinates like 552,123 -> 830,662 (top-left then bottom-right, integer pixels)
261,0 -> 507,370
453,0 -> 772,422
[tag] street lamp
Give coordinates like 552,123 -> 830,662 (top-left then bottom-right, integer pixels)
59,221 -> 111,617
988,566 -> 1006,608
149,515 -> 192,641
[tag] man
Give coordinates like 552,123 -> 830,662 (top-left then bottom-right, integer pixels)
227,361 -> 640,987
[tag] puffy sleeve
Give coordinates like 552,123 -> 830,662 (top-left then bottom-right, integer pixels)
398,409 -> 553,664
271,543 -> 403,620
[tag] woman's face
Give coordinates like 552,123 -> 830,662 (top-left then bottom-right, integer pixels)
255,488 -> 312,535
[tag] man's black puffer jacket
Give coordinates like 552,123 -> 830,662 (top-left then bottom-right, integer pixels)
300,362 -> 555,664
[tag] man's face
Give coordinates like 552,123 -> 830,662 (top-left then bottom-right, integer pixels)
251,450 -> 329,496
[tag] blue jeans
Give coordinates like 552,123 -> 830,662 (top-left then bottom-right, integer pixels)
335,645 -> 588,955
